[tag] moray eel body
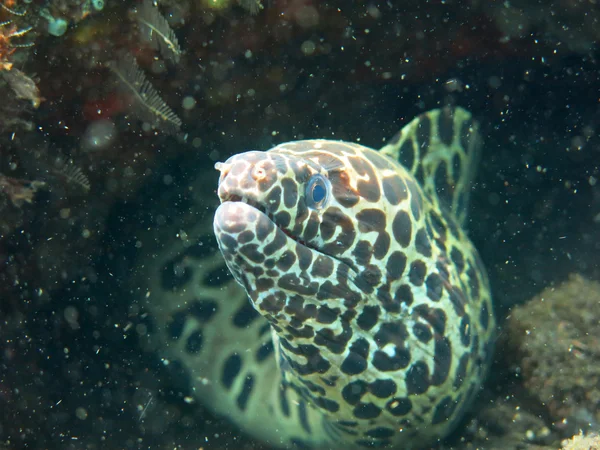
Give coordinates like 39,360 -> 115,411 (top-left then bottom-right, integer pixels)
134,107 -> 494,449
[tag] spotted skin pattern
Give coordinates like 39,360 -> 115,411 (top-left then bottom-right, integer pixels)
133,107 -> 494,450
211,107 -> 495,448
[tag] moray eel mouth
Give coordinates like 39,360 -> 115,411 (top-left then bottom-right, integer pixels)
214,195 -> 329,271
218,193 -> 310,246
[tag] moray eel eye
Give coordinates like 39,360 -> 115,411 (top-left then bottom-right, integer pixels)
305,174 -> 330,210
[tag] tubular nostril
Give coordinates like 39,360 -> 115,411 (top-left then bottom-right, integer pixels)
253,166 -> 267,181
215,162 -> 231,178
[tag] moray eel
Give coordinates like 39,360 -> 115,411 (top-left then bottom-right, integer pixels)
134,107 -> 495,449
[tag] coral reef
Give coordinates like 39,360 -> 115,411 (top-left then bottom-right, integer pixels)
562,432 -> 600,450
504,274 -> 600,436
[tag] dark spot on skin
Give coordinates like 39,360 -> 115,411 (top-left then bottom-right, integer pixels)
450,247 -> 465,273
414,228 -> 432,257
298,401 -> 311,433
236,375 -> 254,411
358,265 -> 382,288
467,266 -> 481,299
353,403 -> 382,420
185,233 -> 218,259
233,300 -> 260,328
314,325 -> 352,354
185,330 -> 203,354
382,175 -> 409,206
408,260 -> 427,286
356,305 -> 380,331
264,185 -> 282,212
408,182 -> 422,222
297,244 -> 313,271
316,305 -> 339,324
445,214 -> 461,241
386,251 -> 407,281
302,378 -> 327,397
405,361 -> 430,395
373,233 -> 391,260
279,384 -> 290,417
392,210 -> 412,248
342,380 -> 368,405
432,337 -> 452,386
285,295 -> 304,316
431,395 -> 458,425
356,209 -> 386,233
452,153 -> 462,181
348,157 -> 381,203
240,244 -> 265,264
274,211 -> 292,229
222,353 -> 242,389
414,304 -> 447,335
480,302 -> 490,330
369,379 -> 397,398
338,420 -> 358,428
277,251 -> 296,272
317,280 -> 348,301
386,397 -> 412,416
376,285 -> 398,313
374,322 -> 408,347
189,299 -> 218,322
162,258 -> 193,291
366,427 -> 395,439
372,349 -> 411,372
330,170 -> 360,207
367,148 -> 395,170
438,107 -> 455,146
449,286 -> 466,316
202,264 -> 233,287
399,139 -> 415,172
256,340 -> 274,362
259,293 -> 285,314
353,240 -> 373,266
278,274 -> 318,296
282,177 -> 298,208
436,259 -> 450,282
311,255 -> 334,278
393,284 -> 413,307
258,322 -> 271,336
425,273 -> 444,302
453,353 -> 470,390
413,323 -> 433,343
168,311 -> 186,340
314,396 -> 340,413
304,211 -> 320,241
429,211 -> 447,239
286,344 -> 331,375
321,208 -> 356,255
292,200 -> 310,236
256,277 -> 274,292
237,230 -> 255,244
340,338 -> 370,375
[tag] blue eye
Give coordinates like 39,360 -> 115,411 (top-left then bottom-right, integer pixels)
306,174 -> 330,209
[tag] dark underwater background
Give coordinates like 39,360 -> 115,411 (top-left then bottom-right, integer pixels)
0,0 -> 599,448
